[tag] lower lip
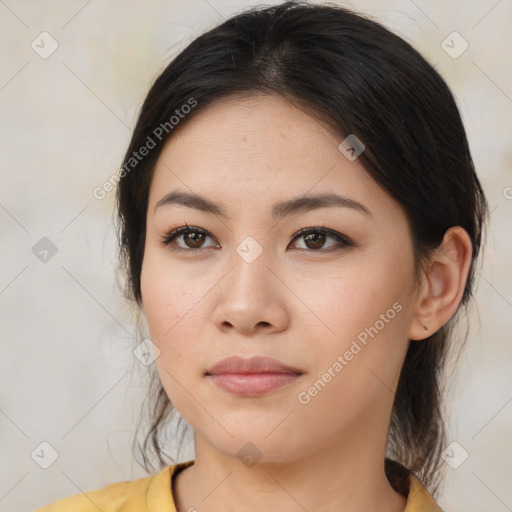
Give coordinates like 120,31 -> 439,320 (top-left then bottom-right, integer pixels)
208,372 -> 301,397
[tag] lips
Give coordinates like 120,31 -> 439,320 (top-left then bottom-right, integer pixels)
206,356 -> 303,397
206,355 -> 303,376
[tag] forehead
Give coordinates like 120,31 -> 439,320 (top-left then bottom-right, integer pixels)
147,94 -> 387,218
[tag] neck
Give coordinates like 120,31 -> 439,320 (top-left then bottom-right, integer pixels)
173,423 -> 407,512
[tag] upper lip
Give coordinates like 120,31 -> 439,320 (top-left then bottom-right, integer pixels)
206,356 -> 303,375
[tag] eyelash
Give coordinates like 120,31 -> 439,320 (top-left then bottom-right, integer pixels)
159,224 -> 354,253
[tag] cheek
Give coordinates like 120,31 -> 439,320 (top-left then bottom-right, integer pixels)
140,253 -> 203,376
300,249 -> 414,389
141,255 -> 210,419
289,273 -> 411,442
141,251 -> 204,339
300,260 -> 409,344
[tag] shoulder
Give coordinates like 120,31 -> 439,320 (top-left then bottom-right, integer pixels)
34,466 -> 173,512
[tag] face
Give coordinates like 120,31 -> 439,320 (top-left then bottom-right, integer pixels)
140,94 -> 419,464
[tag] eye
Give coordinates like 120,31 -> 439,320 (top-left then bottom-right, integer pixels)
289,227 -> 353,252
160,225 -> 353,253
159,225 -> 218,251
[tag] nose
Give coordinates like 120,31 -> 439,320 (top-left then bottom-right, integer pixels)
211,248 -> 290,336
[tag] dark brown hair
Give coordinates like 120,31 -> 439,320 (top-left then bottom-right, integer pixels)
115,0 -> 488,496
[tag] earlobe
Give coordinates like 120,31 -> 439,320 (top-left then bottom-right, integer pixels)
409,227 -> 473,341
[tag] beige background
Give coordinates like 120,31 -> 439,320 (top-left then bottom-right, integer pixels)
1,1 -> 511,511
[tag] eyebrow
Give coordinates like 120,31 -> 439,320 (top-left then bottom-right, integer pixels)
154,190 -> 372,220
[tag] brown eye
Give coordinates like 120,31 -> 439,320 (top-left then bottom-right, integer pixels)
160,226 -> 217,251
303,231 -> 326,250
161,226 -> 352,253
290,227 -> 353,252
183,231 -> 206,248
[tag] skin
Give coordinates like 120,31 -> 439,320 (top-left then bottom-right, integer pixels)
140,94 -> 472,512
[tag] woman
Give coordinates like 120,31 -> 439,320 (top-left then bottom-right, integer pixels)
36,1 -> 488,511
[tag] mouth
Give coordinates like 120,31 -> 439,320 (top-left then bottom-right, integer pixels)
205,355 -> 304,397
207,372 -> 302,397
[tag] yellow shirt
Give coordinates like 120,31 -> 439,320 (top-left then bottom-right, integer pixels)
35,460 -> 444,511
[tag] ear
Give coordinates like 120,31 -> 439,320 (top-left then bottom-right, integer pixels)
408,226 -> 473,341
